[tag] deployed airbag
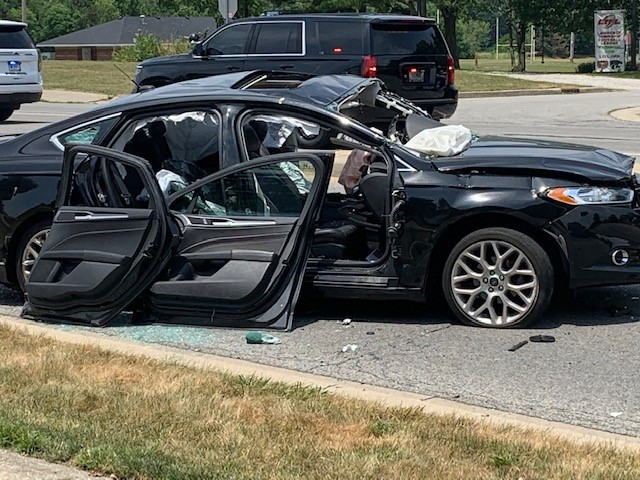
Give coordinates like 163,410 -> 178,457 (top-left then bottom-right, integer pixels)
404,124 -> 472,157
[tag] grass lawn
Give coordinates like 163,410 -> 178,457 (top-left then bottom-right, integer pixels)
0,325 -> 638,480
41,60 -> 138,97
456,70 -> 564,91
42,60 -> 570,96
460,57 -> 594,74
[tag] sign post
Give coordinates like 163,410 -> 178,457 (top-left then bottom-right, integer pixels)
219,0 -> 238,23
594,10 -> 626,72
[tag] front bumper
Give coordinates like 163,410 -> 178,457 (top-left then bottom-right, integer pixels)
550,204 -> 640,289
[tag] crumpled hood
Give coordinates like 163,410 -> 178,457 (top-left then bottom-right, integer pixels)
432,136 -> 635,183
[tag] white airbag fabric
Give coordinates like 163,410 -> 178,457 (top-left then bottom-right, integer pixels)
404,124 -> 472,157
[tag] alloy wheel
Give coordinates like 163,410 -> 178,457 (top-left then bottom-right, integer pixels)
21,228 -> 49,283
450,240 -> 539,326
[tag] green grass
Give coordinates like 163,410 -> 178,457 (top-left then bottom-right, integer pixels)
0,325 -> 639,480
41,60 -> 138,97
460,57 -> 595,74
456,70 -> 565,91
41,59 -> 572,97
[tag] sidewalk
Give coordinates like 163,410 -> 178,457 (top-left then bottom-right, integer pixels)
493,72 -> 640,91
0,449 -> 107,480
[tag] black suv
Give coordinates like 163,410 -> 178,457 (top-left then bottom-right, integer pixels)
135,14 -> 457,122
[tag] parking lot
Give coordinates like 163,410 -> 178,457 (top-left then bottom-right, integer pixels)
2,90 -> 640,438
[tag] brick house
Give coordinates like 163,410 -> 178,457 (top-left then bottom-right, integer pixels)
38,16 -> 216,61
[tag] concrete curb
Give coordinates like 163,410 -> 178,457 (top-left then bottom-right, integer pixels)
610,106 -> 640,123
2,315 -> 639,451
41,89 -> 109,104
459,87 -> 617,99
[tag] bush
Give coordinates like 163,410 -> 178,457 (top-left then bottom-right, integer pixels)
575,61 -> 595,73
113,32 -> 191,62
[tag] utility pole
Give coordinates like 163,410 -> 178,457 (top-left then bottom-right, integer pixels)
631,0 -> 638,70
21,0 -> 26,22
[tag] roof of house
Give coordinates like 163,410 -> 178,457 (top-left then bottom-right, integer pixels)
39,16 -> 216,47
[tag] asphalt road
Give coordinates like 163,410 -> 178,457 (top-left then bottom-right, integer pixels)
1,91 -> 640,438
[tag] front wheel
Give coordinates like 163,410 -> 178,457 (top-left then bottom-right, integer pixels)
442,228 -> 553,328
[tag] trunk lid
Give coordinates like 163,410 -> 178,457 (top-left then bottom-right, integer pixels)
0,22 -> 39,86
370,19 -> 450,102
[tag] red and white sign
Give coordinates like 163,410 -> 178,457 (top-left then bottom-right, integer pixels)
595,10 -> 625,72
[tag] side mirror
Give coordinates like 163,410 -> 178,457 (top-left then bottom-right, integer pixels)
192,43 -> 204,56
188,33 -> 201,44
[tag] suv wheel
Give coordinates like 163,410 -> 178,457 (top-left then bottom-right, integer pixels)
0,108 -> 15,122
442,228 -> 553,328
15,221 -> 50,291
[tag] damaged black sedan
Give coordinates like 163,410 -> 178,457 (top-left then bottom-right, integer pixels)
1,71 -> 638,330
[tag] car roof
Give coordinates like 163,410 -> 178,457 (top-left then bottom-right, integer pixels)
235,14 -> 436,23
0,20 -> 27,28
106,71 -> 379,111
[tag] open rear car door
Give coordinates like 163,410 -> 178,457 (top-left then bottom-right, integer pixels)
22,145 -> 173,326
145,152 -> 327,330
23,149 -> 328,331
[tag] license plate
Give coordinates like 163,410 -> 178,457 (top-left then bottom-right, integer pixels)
407,67 -> 425,83
7,61 -> 21,73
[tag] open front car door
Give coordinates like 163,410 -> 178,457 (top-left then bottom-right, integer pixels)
145,153 -> 327,330
22,145 -> 173,326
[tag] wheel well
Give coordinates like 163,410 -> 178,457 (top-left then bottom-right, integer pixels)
426,213 -> 568,292
6,212 -> 53,285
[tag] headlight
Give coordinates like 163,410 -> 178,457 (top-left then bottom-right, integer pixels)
543,187 -> 634,205
135,64 -> 143,75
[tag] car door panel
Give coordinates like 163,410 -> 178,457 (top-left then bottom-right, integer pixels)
22,145 -> 172,326
146,153 -> 328,330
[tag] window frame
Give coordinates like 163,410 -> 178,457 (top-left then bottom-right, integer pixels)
50,113 -> 122,151
249,21 -> 305,56
198,21 -> 306,58
198,22 -> 254,57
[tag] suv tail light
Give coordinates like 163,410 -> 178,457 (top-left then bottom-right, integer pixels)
447,55 -> 455,85
361,55 -> 378,78
37,51 -> 42,72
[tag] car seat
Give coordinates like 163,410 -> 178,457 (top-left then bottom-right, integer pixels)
123,121 -> 172,172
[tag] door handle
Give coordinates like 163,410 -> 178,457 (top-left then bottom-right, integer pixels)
226,66 -> 241,71
74,212 -> 130,221
279,64 -> 294,70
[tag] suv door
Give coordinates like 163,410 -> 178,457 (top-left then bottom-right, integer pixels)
193,23 -> 253,75
243,21 -> 305,72
146,153 -> 328,330
23,145 -> 173,326
0,22 -> 39,86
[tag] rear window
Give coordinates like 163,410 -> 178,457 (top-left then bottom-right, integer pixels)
317,22 -> 365,55
371,23 -> 447,56
0,25 -> 35,49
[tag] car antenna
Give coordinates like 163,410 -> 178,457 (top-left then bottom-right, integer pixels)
113,63 -> 142,91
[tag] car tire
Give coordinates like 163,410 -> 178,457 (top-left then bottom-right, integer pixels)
15,220 -> 51,292
296,128 -> 333,149
0,108 -> 15,122
442,227 -> 553,328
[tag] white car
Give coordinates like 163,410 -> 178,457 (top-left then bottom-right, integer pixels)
0,20 -> 42,121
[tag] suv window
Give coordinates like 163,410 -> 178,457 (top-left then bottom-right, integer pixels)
205,23 -> 252,55
253,22 -> 302,54
317,22 -> 364,55
0,25 -> 34,49
371,24 -> 447,55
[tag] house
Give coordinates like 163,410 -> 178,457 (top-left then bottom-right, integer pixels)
38,16 -> 216,61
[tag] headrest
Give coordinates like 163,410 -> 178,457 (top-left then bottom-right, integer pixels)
147,120 -> 167,137
243,123 -> 262,155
